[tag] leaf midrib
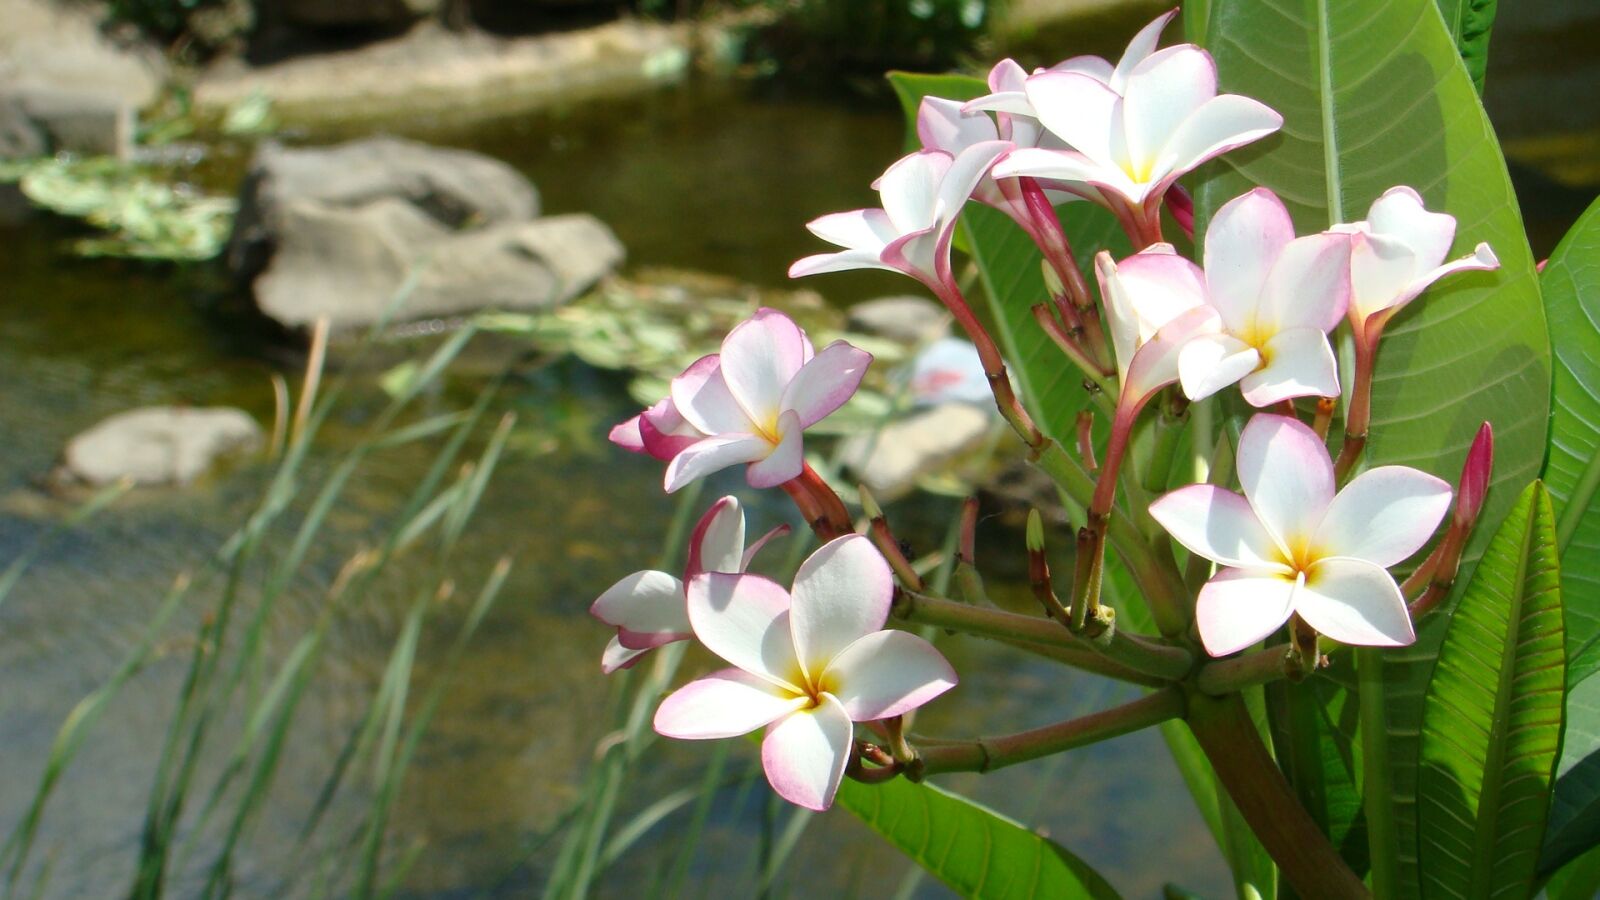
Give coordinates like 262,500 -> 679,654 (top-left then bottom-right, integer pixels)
1467,487 -> 1541,895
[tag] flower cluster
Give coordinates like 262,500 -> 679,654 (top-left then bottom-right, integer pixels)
589,8 -> 1503,816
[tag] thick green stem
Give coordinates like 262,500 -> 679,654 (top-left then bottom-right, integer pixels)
893,591 -> 1192,681
1186,692 -> 1371,899
1358,647 -> 1400,898
914,688 -> 1185,775
1196,644 -> 1299,695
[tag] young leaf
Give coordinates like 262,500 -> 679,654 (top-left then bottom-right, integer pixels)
1539,196 -> 1600,686
1416,481 -> 1565,898
1197,2 -> 1551,893
1434,0 -> 1498,94
834,776 -> 1121,899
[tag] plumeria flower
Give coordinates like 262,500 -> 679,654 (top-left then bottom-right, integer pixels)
654,535 -> 957,810
1331,186 -> 1500,345
627,308 -> 871,493
971,8 -> 1179,149
1095,245 -> 1224,414
1150,414 -> 1452,656
590,496 -> 786,673
789,140 -> 1012,296
985,23 -> 1280,226
1174,188 -> 1352,406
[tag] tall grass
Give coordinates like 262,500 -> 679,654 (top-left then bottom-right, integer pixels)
0,292 -> 523,897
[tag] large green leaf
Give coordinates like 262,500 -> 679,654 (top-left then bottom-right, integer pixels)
1197,2 -> 1551,893
1416,481 -> 1565,898
1544,672 -> 1600,876
834,777 -> 1121,899
1539,196 -> 1600,686
1434,0 -> 1498,94
1269,675 -> 1368,877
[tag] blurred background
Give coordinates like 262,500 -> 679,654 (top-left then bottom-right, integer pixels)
0,0 -> 1594,896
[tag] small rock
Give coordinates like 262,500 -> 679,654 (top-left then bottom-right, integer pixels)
411,214 -> 626,314
847,296 -> 949,345
0,0 -> 167,109
63,407 -> 264,487
839,402 -> 994,500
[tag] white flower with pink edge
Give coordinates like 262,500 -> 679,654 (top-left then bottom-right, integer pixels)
1150,414 -> 1452,657
654,535 -> 956,811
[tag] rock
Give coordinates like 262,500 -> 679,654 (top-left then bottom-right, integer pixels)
253,200 -> 624,329
270,0 -> 439,29
228,136 -> 539,279
0,0 -> 166,110
839,402 -> 995,500
0,87 -> 134,160
62,407 -> 264,487
193,19 -> 692,127
847,295 -> 949,344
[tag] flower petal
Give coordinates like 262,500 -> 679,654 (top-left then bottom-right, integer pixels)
1237,413 -> 1334,554
761,694 -> 854,811
782,341 -> 872,428
992,147 -> 1135,200
1258,232 -> 1351,333
686,495 -> 746,578
663,433 -> 770,493
876,150 -> 951,234
1106,7 -> 1180,89
746,410 -> 805,489
789,248 -> 899,279
639,396 -> 704,462
720,309 -> 809,426
1238,326 -> 1341,406
1203,188 -> 1295,333
1154,93 -> 1282,185
1122,304 -> 1222,408
655,668 -> 806,739
790,535 -> 894,679
671,355 -> 753,436
1298,557 -> 1415,648
609,413 -> 646,454
1149,484 -> 1289,571
590,569 -> 689,646
1313,466 -> 1453,567
1024,72 -> 1122,170
918,96 -> 997,153
1366,185 -> 1456,272
1195,568 -> 1298,657
804,209 -> 898,253
1121,45 -> 1217,178
742,524 -> 791,570
1347,230 -> 1425,321
686,572 -> 802,692
823,630 -> 957,721
1177,330 -> 1259,401
601,637 -> 651,674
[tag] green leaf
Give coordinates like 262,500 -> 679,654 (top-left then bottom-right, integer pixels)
1269,676 -> 1369,877
1539,196 -> 1600,686
1543,841 -> 1600,900
1417,481 -> 1565,898
1434,0 -> 1498,94
834,777 -> 1120,899
1544,672 -> 1600,876
1197,2 -> 1552,893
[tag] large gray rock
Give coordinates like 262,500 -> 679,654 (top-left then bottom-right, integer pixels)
252,196 -> 624,330
63,407 -> 264,486
0,0 -> 165,110
228,136 -> 540,277
0,87 -> 134,160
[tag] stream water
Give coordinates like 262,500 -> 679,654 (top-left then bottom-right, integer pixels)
1,16 -> 1597,893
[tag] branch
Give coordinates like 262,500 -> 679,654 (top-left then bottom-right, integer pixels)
893,590 -> 1193,681
913,688 -> 1185,775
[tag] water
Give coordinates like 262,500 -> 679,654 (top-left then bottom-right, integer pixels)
0,78 -> 1229,897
